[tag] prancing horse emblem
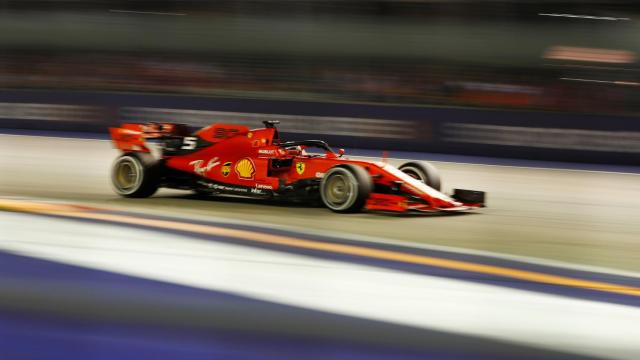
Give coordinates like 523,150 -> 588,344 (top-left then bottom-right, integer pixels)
295,162 -> 305,175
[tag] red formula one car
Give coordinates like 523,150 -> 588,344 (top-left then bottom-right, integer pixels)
109,121 -> 485,213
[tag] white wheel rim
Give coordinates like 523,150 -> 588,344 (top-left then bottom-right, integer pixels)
112,156 -> 143,195
321,168 -> 358,211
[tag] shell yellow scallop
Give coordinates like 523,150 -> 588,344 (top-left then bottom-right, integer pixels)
235,158 -> 255,179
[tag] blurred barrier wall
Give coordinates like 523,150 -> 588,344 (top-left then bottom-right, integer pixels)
2,11 -> 639,67
1,89 -> 640,165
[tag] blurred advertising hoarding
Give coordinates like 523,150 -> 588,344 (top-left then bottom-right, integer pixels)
1,90 -> 639,164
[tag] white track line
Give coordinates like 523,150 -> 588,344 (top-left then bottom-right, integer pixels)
5,194 -> 640,279
115,205 -> 640,279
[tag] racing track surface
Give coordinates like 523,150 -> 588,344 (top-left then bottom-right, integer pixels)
3,133 -> 640,359
1,134 -> 640,272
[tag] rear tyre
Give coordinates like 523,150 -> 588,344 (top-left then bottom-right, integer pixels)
111,153 -> 160,198
320,164 -> 372,213
398,161 -> 441,191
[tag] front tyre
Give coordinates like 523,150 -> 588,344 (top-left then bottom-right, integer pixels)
398,161 -> 441,191
111,153 -> 159,198
320,164 -> 372,213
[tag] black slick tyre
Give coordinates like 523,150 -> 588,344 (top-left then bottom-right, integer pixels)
398,161 -> 441,191
320,164 -> 373,213
111,153 -> 160,198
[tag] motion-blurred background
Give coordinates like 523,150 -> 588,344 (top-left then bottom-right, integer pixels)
1,0 -> 639,111
1,0 -> 640,163
0,0 -> 640,162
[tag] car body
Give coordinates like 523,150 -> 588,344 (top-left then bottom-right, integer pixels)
109,121 -> 485,213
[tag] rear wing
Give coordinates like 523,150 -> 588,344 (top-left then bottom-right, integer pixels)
109,122 -> 190,152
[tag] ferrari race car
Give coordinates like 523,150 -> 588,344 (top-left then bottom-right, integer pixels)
109,121 -> 485,213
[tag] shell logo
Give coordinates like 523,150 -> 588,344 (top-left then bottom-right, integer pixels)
235,158 -> 255,180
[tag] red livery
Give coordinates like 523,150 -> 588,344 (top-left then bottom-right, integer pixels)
109,121 -> 485,213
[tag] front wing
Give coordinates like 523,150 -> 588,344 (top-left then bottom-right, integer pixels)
364,190 -> 485,213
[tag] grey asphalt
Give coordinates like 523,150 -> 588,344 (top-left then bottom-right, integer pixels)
2,134 -> 639,272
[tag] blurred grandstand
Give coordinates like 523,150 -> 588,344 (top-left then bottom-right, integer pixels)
0,0 -> 639,115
